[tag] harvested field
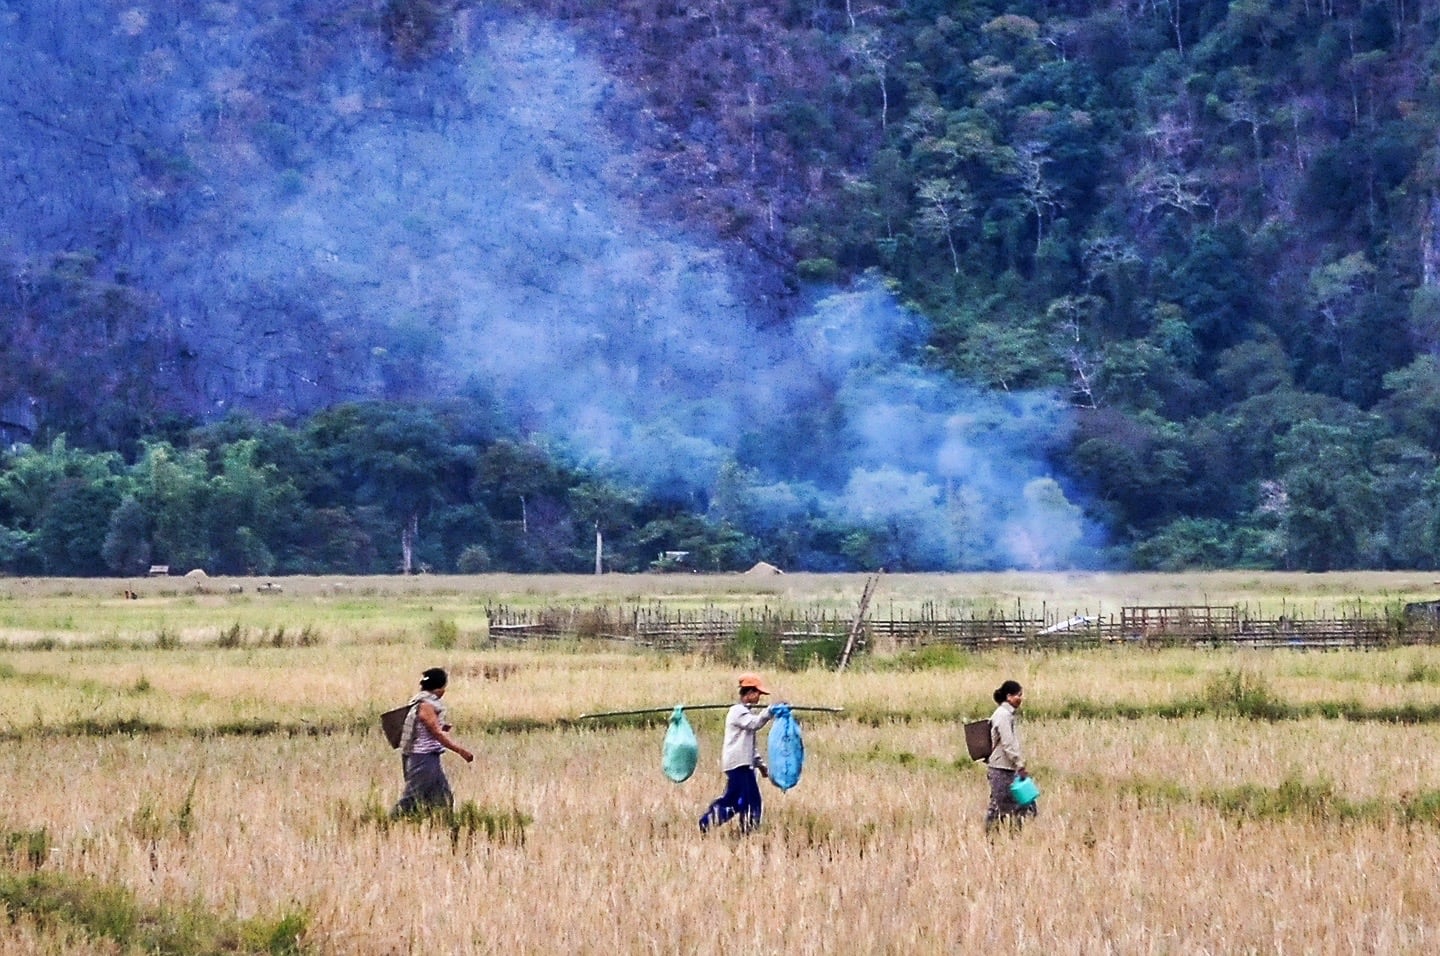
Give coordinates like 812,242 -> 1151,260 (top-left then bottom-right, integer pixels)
1,573 -> 1438,953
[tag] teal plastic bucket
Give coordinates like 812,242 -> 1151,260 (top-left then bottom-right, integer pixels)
1009,776 -> 1040,806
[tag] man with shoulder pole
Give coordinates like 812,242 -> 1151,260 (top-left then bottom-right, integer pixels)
699,673 -> 777,834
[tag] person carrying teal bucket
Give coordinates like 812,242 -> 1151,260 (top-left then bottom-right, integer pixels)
699,673 -> 776,834
985,679 -> 1037,831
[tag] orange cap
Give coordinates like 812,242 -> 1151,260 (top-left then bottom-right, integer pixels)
737,673 -> 770,694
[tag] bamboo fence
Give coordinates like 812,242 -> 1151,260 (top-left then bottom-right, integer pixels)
482,602 -> 1440,656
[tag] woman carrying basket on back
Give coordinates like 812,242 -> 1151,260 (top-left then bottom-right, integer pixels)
985,679 -> 1036,832
392,667 -> 474,817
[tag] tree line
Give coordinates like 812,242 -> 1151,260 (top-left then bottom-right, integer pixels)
4,397 -> 1437,576
0,401 -> 912,577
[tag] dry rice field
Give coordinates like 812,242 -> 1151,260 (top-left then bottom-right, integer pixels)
2,572 -> 1440,954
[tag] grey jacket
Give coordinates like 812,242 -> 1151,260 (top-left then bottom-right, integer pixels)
986,701 -> 1025,772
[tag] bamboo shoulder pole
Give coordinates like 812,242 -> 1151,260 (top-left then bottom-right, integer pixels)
577,704 -> 844,720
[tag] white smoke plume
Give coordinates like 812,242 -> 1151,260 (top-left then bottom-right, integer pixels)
0,4 -> 1100,568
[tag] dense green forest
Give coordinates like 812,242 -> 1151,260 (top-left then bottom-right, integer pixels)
3,0 -> 1440,573
0,405 -> 777,576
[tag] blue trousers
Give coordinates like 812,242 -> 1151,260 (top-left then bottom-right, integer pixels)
700,767 -> 762,833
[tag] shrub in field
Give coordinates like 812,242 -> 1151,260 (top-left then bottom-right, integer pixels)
724,622 -> 780,667
129,775 -> 199,841
787,634 -> 845,669
1109,772 -> 1440,826
875,644 -> 978,671
3,827 -> 49,869
428,617 -> 459,649
573,608 -> 609,640
1201,777 -> 1367,822
130,802 -> 166,842
1203,668 -> 1290,719
247,910 -> 311,955
1400,790 -> 1440,824
218,621 -> 246,648
256,623 -> 322,648
456,545 -> 492,573
1403,659 -> 1440,684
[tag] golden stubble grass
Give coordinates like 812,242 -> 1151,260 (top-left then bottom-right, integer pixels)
9,643 -> 1440,731
5,714 -> 1440,955
5,573 -> 1440,953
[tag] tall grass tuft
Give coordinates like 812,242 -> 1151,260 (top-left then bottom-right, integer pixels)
3,827 -> 49,869
218,621 -> 246,648
428,617 -> 459,650
346,796 -> 531,848
1202,668 -> 1290,719
243,908 -> 311,956
176,770 -> 200,837
874,644 -> 978,671
787,634 -> 845,669
1400,790 -> 1440,824
130,771 -> 201,841
723,622 -> 781,667
448,799 -> 531,848
1403,658 -> 1440,684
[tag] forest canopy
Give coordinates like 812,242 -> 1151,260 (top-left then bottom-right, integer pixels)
3,0 -> 1440,573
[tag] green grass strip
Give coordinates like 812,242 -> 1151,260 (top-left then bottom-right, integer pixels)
0,870 -> 309,955
337,797 -> 532,850
1076,773 -> 1440,826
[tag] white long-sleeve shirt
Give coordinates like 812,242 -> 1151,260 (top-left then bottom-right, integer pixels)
720,702 -> 773,772
986,700 -> 1025,772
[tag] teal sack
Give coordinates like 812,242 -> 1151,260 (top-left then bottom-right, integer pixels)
661,706 -> 699,783
766,704 -> 804,791
1009,775 -> 1040,806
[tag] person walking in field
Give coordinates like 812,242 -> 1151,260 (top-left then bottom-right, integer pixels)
699,673 -> 776,834
985,679 -> 1036,831
392,667 -> 474,817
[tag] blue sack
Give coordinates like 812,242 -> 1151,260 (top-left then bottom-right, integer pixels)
766,703 -> 804,791
661,706 -> 699,783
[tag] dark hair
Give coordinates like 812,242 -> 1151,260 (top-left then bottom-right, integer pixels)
420,667 -> 448,691
993,680 -> 1022,704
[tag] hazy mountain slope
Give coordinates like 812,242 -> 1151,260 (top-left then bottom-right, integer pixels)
4,0 -> 1440,570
